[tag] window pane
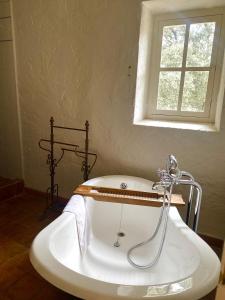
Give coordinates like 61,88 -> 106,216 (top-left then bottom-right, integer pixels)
157,72 -> 181,111
186,22 -> 216,67
160,25 -> 186,68
181,71 -> 209,112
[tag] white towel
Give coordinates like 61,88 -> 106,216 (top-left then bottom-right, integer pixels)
63,195 -> 90,255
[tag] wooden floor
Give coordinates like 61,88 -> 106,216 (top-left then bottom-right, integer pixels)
0,192 -> 221,299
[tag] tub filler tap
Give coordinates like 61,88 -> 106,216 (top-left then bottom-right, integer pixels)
153,156 -> 202,231
127,155 -> 202,270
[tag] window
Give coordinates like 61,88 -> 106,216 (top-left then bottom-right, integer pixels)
149,12 -> 222,123
134,3 -> 225,131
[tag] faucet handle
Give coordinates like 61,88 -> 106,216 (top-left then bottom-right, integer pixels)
157,169 -> 170,182
167,155 -> 178,172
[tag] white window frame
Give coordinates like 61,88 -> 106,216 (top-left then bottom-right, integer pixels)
133,1 -> 225,131
148,9 -> 223,123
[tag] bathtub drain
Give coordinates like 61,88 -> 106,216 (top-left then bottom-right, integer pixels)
118,232 -> 125,237
114,241 -> 120,247
114,232 -> 125,247
114,204 -> 125,248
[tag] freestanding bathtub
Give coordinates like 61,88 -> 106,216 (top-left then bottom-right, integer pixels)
30,175 -> 220,299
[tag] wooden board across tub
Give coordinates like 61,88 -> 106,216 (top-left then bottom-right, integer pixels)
74,185 -> 185,207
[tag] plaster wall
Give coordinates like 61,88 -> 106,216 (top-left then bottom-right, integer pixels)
0,0 -> 22,179
11,0 -> 225,239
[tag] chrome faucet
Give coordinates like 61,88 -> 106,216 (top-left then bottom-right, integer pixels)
152,155 -> 182,190
152,155 -> 202,232
127,155 -> 202,270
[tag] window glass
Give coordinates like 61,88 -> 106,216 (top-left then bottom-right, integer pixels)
186,22 -> 216,67
157,20 -> 216,113
157,71 -> 181,110
160,24 -> 186,68
181,71 -> 209,112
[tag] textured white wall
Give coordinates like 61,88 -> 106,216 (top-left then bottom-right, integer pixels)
0,0 -> 22,179
11,0 -> 225,238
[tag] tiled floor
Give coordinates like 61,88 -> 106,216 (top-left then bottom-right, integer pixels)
0,192 -> 221,299
0,193 -> 76,300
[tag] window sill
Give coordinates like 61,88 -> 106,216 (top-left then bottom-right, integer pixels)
134,119 -> 219,132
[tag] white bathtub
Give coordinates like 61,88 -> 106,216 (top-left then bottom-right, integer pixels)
30,175 -> 220,299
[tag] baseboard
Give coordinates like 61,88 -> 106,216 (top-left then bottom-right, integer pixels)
199,233 -> 224,249
0,178 -> 24,201
24,187 -> 69,204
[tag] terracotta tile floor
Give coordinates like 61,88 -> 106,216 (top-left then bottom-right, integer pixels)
0,193 -> 220,299
0,193 -> 76,300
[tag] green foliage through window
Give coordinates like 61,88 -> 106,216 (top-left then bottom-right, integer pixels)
157,21 -> 216,113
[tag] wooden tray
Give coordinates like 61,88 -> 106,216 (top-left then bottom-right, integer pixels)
74,185 -> 185,207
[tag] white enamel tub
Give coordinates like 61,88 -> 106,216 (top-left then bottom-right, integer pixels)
30,175 -> 220,299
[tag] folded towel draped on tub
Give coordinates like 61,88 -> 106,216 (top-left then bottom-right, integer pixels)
63,195 -> 90,255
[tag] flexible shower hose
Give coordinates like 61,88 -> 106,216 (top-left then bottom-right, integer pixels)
127,185 -> 173,269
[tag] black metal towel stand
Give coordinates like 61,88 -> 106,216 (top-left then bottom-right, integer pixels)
38,117 -> 97,218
